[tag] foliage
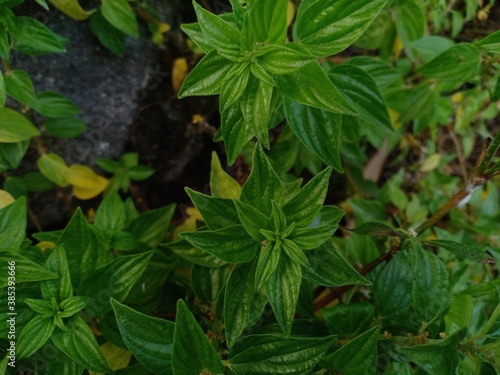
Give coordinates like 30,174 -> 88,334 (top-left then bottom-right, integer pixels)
0,0 -> 500,374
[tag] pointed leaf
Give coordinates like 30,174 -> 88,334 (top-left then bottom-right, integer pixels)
479,30 -> 500,55
258,44 -> 315,74
186,188 -> 239,230
322,303 -> 374,336
17,315 -> 55,359
0,196 -> 26,249
41,245 -> 73,302
48,0 -> 93,20
289,224 -> 335,250
234,199 -> 271,241
255,241 -> 281,291
242,0 -> 288,45
0,107 -> 40,143
0,251 -> 57,287
210,151 -> 241,199
422,240 -> 495,264
127,204 -> 175,247
164,240 -> 227,268
101,0 -> 138,37
34,91 -> 80,117
37,153 -> 70,187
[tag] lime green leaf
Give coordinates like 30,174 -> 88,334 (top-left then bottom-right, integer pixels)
0,251 -> 57,287
6,16 -> 67,55
445,294 -> 473,329
265,254 -> 302,334
178,50 -> 233,98
51,315 -> 113,373
241,0 -> 288,45
282,167 -> 332,227
396,328 -> 466,375
210,151 -> 241,199
112,298 -> 175,375
283,98 -> 343,171
94,192 -> 126,234
172,299 -> 225,375
328,64 -> 392,132
417,43 -> 481,82
164,240 -> 227,268
0,108 -> 39,142
101,0 -> 139,37
395,1 -> 425,53
276,61 -> 357,114
303,241 -> 368,287
321,326 -> 379,374
294,0 -> 388,57
478,30 -> 500,55
17,315 -> 55,359
229,334 -> 334,374
412,242 -> 451,324
37,153 -> 70,187
90,9 -> 126,56
34,92 -> 80,117
224,261 -> 267,348
258,44 -> 314,74
44,116 -> 87,138
422,240 -> 495,264
127,204 -> 175,247
234,199 -> 271,241
322,303 -> 374,336
180,225 -> 260,263
0,196 -> 26,249
41,245 -> 73,302
49,0 -> 94,20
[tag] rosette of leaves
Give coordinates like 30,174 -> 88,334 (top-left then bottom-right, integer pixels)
179,146 -> 368,343
178,0 -> 392,165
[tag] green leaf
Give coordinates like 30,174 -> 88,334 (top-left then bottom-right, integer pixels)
185,188 -> 239,230
0,140 -> 30,170
17,315 -> 55,359
180,225 -> 260,263
345,56 -> 400,88
191,264 -> 229,302
265,254 -> 302,334
6,16 -> 67,55
127,204 -> 175,247
79,251 -> 153,316
37,153 -> 70,187
374,251 -> 414,317
229,334 -> 334,374
44,116 -> 87,138
41,245 -> 73,302
0,107 -> 40,142
289,224 -> 336,250
286,102 -> 343,172
101,0 -> 139,37
234,199 -> 271,241
276,61 -> 357,114
178,50 -> 233,98
322,302 -> 374,336
0,71 -> 6,108
241,0 -> 288,45
349,222 -> 406,237
395,1 -> 425,54
294,0 -> 388,57
192,0 -> 241,59
255,241 -> 281,291
321,326 -> 379,374
303,240 -> 368,287
417,43 -> 481,82
309,205 -> 345,230
492,76 -> 500,102
219,61 -> 251,114
0,26 -> 9,60
51,315 -> 113,373
180,22 -> 213,53
224,261 -> 268,347
24,298 -> 54,317
94,192 -> 126,234
282,168 -> 332,227
172,299 -> 225,375
165,240 -> 227,268
396,328 -> 466,375
328,64 -> 392,132
0,251 -> 57,287
0,196 -> 26,249
240,145 -> 285,215
210,151 -> 241,199
422,239 -> 495,264
258,44 -> 314,75
89,9 -> 126,56
412,242 -> 451,324
58,295 -> 90,318
445,294 -> 473,329
128,165 -> 155,181
478,30 -> 500,55
112,298 -> 175,375
34,91 -> 80,117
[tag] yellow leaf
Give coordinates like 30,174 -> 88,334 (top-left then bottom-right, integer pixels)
0,190 -> 15,208
388,108 -> 402,129
157,22 -> 171,33
152,32 -> 164,46
173,207 -> 203,239
68,165 -> 108,200
49,0 -> 95,20
172,58 -> 189,92
89,342 -> 131,375
392,34 -> 403,60
192,114 -> 205,124
210,152 -> 241,199
451,92 -> 463,103
36,241 -> 56,251
287,0 -> 296,27
420,153 -> 441,173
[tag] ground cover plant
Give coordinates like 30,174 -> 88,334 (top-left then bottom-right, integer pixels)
0,0 -> 500,374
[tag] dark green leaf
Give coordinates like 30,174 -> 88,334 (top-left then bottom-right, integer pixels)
303,241 -> 368,287
220,104 -> 253,165
51,315 -> 113,373
445,294 -> 472,328
309,205 -> 345,229
178,50 -> 233,98
127,204 -> 175,247
289,225 -> 335,250
396,328 -> 466,375
224,260 -> 268,347
492,76 -> 500,101
234,199 -> 271,241
322,303 -> 374,336
101,0 -> 138,37
180,225 -> 259,263
41,245 -> 73,302
276,61 -> 357,114
0,140 -> 29,170
112,298 -> 175,375
89,9 -> 126,56
17,315 -> 55,359
258,44 -> 314,74
321,326 -> 379,374
128,165 -> 155,181
0,26 -> 9,60
186,188 -> 239,230
412,241 -> 451,324
328,64 -> 392,132
0,251 -> 57,287
255,241 -> 281,291
265,254 -> 302,334
58,295 -> 90,318
94,192 -> 126,234
24,298 -> 54,316
349,222 -> 406,237
79,251 -> 153,316
423,240 -> 495,264
345,56 -> 400,88
478,30 -> 500,55
0,196 -> 26,249
294,0 -> 388,57
164,240 -> 227,268
34,92 -> 80,117
0,71 -> 6,108
191,264 -> 230,302
0,107 -> 40,142
172,299 -> 225,375
417,43 -> 481,82
242,0 -> 288,45
229,334 -> 334,374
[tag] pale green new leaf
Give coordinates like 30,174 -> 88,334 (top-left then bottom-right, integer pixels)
0,108 -> 40,143
210,151 -> 241,199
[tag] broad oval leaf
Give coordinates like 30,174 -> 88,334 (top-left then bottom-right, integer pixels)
44,116 -> 88,138
49,0 -> 94,20
34,91 -> 80,117
37,153 -> 70,187
101,0 -> 138,37
210,151 -> 241,199
0,107 -> 40,143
